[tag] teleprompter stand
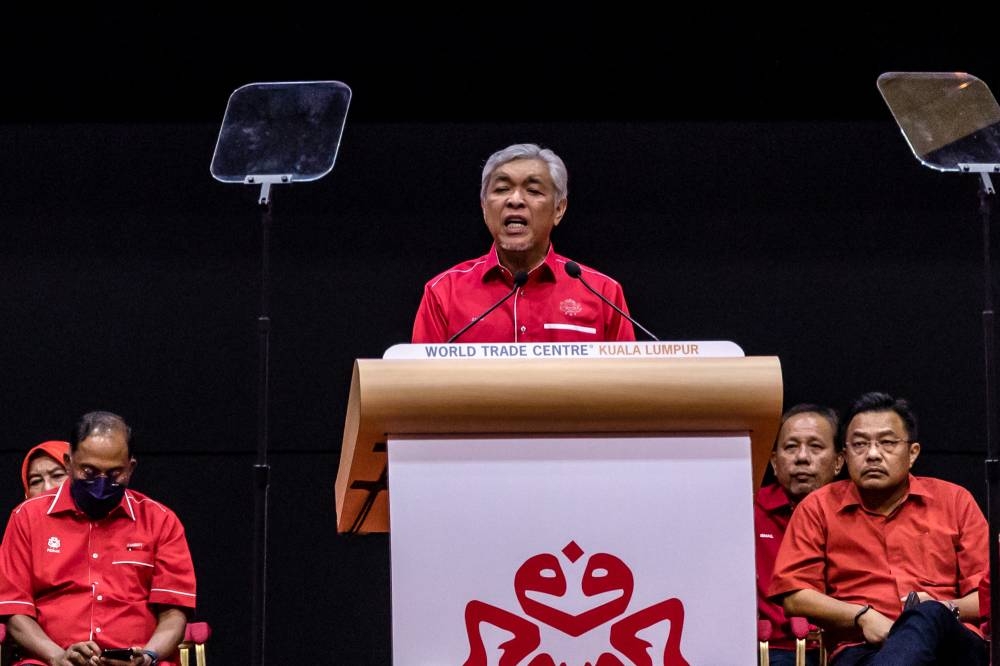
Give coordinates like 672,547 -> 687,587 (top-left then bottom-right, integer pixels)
210,80 -> 351,666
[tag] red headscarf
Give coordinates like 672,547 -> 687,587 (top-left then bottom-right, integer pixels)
20,440 -> 70,497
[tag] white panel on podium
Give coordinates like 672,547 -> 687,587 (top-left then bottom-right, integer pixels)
383,340 -> 745,360
388,434 -> 756,665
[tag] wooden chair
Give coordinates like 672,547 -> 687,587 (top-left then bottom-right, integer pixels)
789,616 -> 826,666
757,619 -> 773,664
758,617 -> 826,666
178,621 -> 212,666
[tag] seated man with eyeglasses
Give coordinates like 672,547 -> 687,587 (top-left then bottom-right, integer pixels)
0,411 -> 196,666
768,391 -> 988,665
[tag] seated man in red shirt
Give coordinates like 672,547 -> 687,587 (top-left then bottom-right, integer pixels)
0,411 -> 197,666
769,391 -> 988,665
755,403 -> 844,665
412,143 -> 638,344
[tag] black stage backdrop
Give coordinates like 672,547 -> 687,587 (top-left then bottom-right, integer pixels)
0,119 -> 990,663
1,13 -> 999,665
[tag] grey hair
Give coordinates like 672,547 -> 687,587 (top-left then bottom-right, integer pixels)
72,410 -> 133,455
480,143 -> 568,204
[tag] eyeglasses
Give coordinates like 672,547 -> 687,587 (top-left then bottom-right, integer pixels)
846,438 -> 910,455
77,466 -> 127,484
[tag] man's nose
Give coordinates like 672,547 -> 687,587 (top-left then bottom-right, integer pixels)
865,446 -> 884,460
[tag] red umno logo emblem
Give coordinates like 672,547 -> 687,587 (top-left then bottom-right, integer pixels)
463,541 -> 689,666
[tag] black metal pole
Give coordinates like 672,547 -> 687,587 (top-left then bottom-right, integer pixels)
251,195 -> 273,666
978,177 -> 999,665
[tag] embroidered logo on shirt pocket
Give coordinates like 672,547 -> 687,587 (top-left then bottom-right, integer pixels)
560,299 -> 583,316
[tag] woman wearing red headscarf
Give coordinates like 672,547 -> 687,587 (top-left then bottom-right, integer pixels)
20,440 -> 70,498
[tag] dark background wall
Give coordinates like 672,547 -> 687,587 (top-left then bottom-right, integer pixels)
1,13 -> 999,664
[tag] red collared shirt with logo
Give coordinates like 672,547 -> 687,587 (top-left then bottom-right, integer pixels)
768,475 -> 988,656
0,482 -> 197,656
755,481 -> 808,652
412,245 -> 637,343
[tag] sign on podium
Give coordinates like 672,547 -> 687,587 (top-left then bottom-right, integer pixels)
335,342 -> 781,664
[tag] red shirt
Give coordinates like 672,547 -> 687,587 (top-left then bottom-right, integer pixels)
0,483 -> 197,657
412,245 -> 637,343
754,482 -> 804,651
768,475 -> 988,654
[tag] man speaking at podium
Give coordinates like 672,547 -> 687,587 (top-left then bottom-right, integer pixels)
412,143 -> 637,344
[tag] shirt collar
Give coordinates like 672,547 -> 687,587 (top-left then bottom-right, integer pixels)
836,473 -> 925,512
757,482 -> 794,511
48,480 -> 136,521
482,244 -> 558,284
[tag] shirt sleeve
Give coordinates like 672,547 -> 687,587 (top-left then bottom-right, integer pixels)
955,488 -> 989,596
412,282 -> 449,343
767,494 -> 828,600
604,282 -> 637,341
0,507 -> 40,617
148,512 -> 197,610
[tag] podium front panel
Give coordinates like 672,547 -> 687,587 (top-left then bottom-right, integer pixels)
388,434 -> 756,665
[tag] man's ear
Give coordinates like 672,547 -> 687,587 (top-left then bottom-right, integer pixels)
908,441 -> 921,468
552,198 -> 567,227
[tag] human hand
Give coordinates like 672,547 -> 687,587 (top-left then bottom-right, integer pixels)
51,640 -> 102,664
857,607 -> 893,644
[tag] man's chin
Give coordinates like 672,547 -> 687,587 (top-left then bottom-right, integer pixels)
787,481 -> 819,500
856,477 -> 892,491
497,239 -> 533,254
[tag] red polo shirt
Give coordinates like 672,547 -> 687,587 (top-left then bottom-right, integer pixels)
755,482 -> 805,651
412,245 -> 637,343
0,482 -> 197,657
768,475 -> 988,654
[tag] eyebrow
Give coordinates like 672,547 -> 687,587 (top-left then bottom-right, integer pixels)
850,426 -> 901,436
80,464 -> 126,473
492,173 -> 547,186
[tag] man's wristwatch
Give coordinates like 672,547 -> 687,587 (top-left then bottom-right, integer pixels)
140,648 -> 160,665
946,600 -> 961,620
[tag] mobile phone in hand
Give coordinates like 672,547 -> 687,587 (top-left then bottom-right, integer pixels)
101,647 -> 135,660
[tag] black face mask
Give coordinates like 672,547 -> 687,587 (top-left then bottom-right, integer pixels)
70,476 -> 126,519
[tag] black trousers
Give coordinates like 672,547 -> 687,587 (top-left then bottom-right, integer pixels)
832,601 -> 987,666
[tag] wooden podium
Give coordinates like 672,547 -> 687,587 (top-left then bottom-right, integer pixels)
335,346 -> 781,664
